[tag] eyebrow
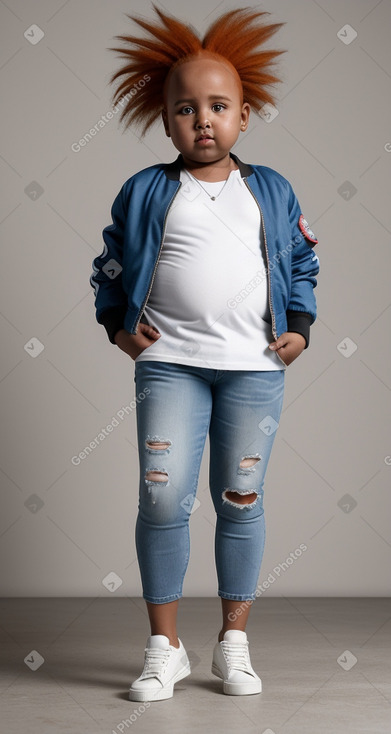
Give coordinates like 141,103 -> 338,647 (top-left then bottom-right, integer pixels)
174,95 -> 232,106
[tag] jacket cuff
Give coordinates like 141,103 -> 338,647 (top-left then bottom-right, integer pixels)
98,305 -> 128,344
286,310 -> 312,349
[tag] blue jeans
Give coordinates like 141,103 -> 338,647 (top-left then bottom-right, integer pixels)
133,360 -> 285,604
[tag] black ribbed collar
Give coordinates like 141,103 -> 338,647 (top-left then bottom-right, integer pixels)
164,152 -> 254,180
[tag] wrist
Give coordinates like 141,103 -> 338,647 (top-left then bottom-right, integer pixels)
286,310 -> 311,349
288,331 -> 307,348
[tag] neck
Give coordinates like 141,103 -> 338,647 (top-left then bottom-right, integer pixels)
181,153 -> 238,181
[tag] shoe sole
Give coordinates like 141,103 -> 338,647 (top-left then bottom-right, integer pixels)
129,662 -> 191,702
211,662 -> 262,696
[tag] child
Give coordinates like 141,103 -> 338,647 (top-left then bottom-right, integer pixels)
90,5 -> 319,702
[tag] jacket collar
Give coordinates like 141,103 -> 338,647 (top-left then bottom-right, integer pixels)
164,153 -> 254,180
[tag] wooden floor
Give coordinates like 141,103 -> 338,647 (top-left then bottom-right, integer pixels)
1,597 -> 390,733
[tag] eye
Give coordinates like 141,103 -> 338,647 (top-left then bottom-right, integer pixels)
212,103 -> 225,112
180,106 -> 194,115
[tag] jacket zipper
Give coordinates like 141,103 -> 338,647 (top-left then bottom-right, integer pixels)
243,177 -> 287,367
133,183 -> 182,332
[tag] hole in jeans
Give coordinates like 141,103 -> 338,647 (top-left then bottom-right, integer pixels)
145,470 -> 169,483
146,440 -> 171,451
239,457 -> 261,469
222,489 -> 258,507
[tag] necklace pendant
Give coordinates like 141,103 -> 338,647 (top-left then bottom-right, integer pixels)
211,196 -> 216,201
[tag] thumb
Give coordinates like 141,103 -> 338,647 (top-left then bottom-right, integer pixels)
140,324 -> 160,339
270,333 -> 289,350
148,326 -> 161,339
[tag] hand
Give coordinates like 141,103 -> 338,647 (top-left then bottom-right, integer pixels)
268,332 -> 306,366
114,323 -> 161,360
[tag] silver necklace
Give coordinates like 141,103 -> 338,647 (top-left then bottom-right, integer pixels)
184,168 -> 232,201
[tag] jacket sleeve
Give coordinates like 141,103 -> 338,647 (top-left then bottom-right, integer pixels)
285,182 -> 320,349
90,185 -> 129,344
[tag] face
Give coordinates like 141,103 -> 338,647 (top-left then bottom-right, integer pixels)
162,56 -> 250,170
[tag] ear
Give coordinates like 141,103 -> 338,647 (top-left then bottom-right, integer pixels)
240,102 -> 251,132
162,108 -> 171,137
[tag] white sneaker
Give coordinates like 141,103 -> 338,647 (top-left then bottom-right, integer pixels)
211,629 -> 262,695
129,634 -> 191,702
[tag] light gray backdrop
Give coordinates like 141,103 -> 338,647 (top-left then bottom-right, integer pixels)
1,0 -> 390,596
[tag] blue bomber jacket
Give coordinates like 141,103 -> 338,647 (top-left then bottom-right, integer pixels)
90,152 -> 320,352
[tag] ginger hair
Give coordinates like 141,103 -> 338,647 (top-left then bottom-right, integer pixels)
107,4 -> 285,137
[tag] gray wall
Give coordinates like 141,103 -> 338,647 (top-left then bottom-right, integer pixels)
1,0 -> 390,596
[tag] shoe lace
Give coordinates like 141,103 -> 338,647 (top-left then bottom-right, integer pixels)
142,647 -> 171,678
221,641 -> 251,672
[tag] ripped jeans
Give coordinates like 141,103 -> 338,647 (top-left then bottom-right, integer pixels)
133,360 -> 285,604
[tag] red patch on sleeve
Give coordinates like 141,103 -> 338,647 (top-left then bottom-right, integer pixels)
298,214 -> 318,244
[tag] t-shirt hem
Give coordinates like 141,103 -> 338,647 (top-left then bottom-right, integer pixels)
135,354 -> 286,370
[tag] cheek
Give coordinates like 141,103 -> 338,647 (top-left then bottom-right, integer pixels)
174,118 -> 193,136
219,116 -> 240,135
219,110 -> 240,126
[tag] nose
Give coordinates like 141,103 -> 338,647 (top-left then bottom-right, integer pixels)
195,114 -> 210,129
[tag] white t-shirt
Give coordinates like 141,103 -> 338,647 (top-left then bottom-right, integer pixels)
135,167 -> 285,370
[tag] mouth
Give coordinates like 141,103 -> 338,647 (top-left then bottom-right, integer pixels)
195,135 -> 214,142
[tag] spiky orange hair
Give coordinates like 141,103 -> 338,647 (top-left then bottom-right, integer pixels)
107,4 -> 285,137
